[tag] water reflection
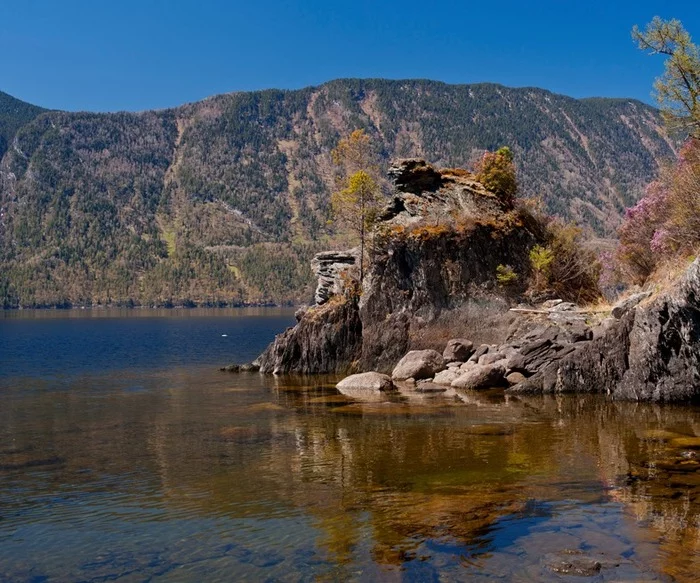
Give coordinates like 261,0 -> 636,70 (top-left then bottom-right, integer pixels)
1,369 -> 700,581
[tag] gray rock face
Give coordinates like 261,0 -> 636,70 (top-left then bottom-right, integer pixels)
386,159 -> 444,194
258,297 -> 362,374
392,350 -> 446,380
443,338 -> 474,363
611,291 -> 652,319
554,259 -> 700,401
451,364 -> 506,390
337,372 -> 395,392
311,250 -> 358,305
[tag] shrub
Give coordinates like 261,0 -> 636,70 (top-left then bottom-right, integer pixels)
496,264 -> 518,286
616,138 -> 700,284
529,245 -> 554,291
474,146 -> 518,208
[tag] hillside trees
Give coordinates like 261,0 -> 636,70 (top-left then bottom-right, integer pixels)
330,129 -> 384,282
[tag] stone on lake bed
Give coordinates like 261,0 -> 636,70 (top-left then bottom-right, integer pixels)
463,424 -> 514,436
640,429 -> 689,442
308,395 -> 357,405
392,350 -> 446,380
330,403 -> 449,416
337,372 -> 396,392
670,436 -> 700,449
218,426 -> 270,442
244,402 -> 286,413
414,382 -> 448,393
542,552 -> 602,576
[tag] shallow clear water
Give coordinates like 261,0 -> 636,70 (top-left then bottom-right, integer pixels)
1,309 -> 700,582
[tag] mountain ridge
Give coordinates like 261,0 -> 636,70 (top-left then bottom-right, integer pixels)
0,79 -> 676,308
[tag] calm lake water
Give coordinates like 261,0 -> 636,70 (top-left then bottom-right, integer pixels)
1,309 -> 700,582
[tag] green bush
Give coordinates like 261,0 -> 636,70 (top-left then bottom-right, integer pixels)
496,264 -> 518,286
475,146 -> 518,208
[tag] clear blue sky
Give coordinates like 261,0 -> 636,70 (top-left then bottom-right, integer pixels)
3,0 -> 699,112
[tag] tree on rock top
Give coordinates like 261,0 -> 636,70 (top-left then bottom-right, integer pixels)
474,146 -> 518,208
331,129 -> 384,283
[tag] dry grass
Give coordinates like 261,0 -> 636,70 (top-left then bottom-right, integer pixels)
440,167 -> 473,178
645,253 -> 698,296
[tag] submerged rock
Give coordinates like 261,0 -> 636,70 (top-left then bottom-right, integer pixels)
542,551 -> 602,576
414,381 -> 448,393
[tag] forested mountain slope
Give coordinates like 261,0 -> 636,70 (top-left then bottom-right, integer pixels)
0,79 -> 674,307
0,90 -> 46,160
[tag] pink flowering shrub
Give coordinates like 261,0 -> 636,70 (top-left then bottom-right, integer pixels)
615,138 -> 700,284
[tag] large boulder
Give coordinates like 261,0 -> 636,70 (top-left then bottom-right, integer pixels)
451,364 -> 506,390
392,350 -> 446,380
443,338 -> 474,363
337,372 -> 395,392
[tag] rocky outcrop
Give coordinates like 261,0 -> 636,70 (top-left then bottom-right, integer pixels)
258,295 -> 362,374
358,222 -> 537,372
379,159 -> 507,228
386,158 -> 444,194
554,259 -> 700,402
611,290 -> 652,319
257,159 -> 541,375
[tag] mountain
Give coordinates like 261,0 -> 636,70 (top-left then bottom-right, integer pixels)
0,90 -> 46,160
0,79 -> 675,308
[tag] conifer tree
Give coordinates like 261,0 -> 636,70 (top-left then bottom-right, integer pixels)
330,129 -> 383,283
633,17 -> 700,138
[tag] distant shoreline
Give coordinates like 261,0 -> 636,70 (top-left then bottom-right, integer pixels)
1,302 -> 300,311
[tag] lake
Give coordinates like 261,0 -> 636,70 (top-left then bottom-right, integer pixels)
1,309 -> 699,582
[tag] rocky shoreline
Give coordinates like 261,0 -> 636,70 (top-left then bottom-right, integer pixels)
233,159 -> 700,403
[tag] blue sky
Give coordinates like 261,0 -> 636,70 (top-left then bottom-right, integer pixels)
2,0 -> 699,112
